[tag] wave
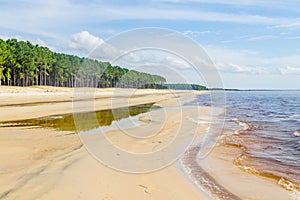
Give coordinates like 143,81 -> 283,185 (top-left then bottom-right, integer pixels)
278,178 -> 300,200
215,91 -> 300,199
232,152 -> 300,199
232,118 -> 251,131
227,143 -> 300,199
294,130 -> 300,137
181,145 -> 242,200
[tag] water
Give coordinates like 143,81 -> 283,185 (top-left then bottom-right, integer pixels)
0,103 -> 158,131
195,91 -> 300,194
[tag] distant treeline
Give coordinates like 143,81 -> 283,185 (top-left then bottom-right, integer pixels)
164,84 -> 207,90
0,39 -> 166,88
138,83 -> 207,90
0,39 -> 208,90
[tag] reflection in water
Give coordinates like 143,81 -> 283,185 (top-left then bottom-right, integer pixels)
0,103 -> 158,132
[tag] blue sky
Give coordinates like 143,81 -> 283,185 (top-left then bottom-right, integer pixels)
0,0 -> 300,89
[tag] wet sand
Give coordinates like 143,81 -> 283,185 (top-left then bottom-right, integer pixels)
0,86 -> 293,200
198,144 -> 290,200
0,86 -> 208,200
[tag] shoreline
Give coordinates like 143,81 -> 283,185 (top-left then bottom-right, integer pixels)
180,91 -> 299,200
0,86 -> 209,200
181,145 -> 242,200
0,86 -> 199,121
0,86 -> 295,200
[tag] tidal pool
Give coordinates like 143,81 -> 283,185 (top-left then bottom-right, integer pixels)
0,103 -> 159,132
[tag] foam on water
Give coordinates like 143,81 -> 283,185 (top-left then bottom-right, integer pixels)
188,91 -> 300,198
181,145 -> 242,200
278,178 -> 300,200
294,130 -> 300,137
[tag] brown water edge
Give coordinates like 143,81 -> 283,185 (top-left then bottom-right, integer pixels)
221,134 -> 300,198
182,145 -> 242,200
0,103 -> 159,132
232,145 -> 300,191
181,124 -> 295,200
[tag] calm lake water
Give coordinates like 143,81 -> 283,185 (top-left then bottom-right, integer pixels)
196,91 -> 300,193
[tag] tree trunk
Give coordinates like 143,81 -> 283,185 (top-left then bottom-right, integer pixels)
44,70 -> 47,86
13,72 -> 16,86
39,65 -> 42,86
36,68 -> 39,85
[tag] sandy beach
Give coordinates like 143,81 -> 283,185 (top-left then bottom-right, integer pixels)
0,86 -> 209,200
0,86 -> 294,200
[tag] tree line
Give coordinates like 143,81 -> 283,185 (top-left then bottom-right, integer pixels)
165,84 -> 207,90
0,38 -> 166,88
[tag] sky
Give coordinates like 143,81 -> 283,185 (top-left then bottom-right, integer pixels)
0,0 -> 300,89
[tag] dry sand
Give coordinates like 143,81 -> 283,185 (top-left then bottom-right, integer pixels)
0,86 -> 195,121
0,86 -> 208,200
0,86 -> 292,200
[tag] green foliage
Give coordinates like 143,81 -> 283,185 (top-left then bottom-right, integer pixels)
0,39 -> 12,86
164,83 -> 207,90
0,39 -> 166,88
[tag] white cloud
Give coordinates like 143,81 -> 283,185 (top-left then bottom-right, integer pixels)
66,31 -> 123,60
0,0 -> 298,40
114,49 -> 192,70
103,7 -> 292,25
0,0 -> 299,50
221,40 -> 234,43
90,42 -> 122,61
269,22 -> 300,29
204,45 -> 260,66
164,56 -> 191,69
182,30 -> 219,37
68,31 -> 104,54
247,35 -> 278,41
279,66 -> 300,75
219,34 -> 281,43
204,45 -> 300,76
285,36 -> 300,40
217,63 -> 268,75
0,34 -> 23,41
262,55 -> 300,69
0,34 -> 56,51
158,0 -> 257,5
155,0 -> 300,11
31,38 -> 56,51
